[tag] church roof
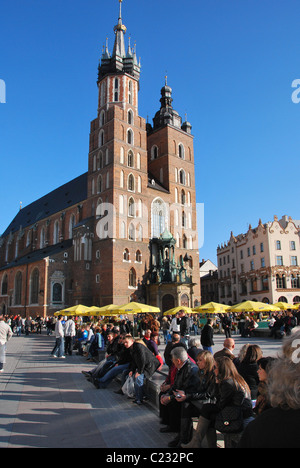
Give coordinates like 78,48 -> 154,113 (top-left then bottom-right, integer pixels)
0,239 -> 73,271
1,173 -> 88,238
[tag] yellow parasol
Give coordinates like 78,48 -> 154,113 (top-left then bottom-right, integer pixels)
54,304 -> 91,316
273,302 -> 299,310
112,301 -> 160,315
228,301 -> 280,313
163,306 -> 195,316
87,305 -> 120,316
193,302 -> 231,314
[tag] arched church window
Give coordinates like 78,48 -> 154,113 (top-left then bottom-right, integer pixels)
151,198 -> 167,238
127,129 -> 133,145
128,150 -> 134,167
14,272 -> 22,305
97,175 -> 103,193
128,197 -> 135,217
179,143 -> 185,159
114,78 -> 119,102
128,81 -> 133,105
128,174 -> 135,192
99,130 -> 104,147
123,248 -> 130,261
136,250 -> 142,262
1,274 -> 8,296
40,227 -> 46,249
128,109 -> 133,124
129,268 -> 136,287
128,223 -> 135,241
52,283 -> 63,303
68,215 -> 75,239
151,145 -> 158,160
30,268 -> 39,304
53,221 -> 60,244
179,169 -> 186,185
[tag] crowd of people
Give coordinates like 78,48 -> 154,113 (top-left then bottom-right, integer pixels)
1,307 -> 300,448
75,307 -> 300,448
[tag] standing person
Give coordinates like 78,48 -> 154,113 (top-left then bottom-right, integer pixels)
36,316 -> 42,334
221,314 -> 232,338
51,315 -> 65,358
16,315 -> 22,336
200,318 -> 214,354
283,310 -> 297,336
169,313 -> 181,335
192,315 -> 199,336
161,317 -> 170,344
179,310 -> 189,347
25,317 -> 32,336
64,316 -> 76,356
0,315 -> 13,372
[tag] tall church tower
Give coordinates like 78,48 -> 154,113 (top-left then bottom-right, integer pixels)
86,1 -> 150,306
84,0 -> 200,309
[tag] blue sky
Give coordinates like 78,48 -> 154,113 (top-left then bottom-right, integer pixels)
1,0 -> 300,265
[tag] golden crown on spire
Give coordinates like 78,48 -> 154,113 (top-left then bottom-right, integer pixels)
114,0 -> 127,33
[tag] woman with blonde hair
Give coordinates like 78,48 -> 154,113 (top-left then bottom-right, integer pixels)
239,328 -> 300,448
167,350 -> 217,448
182,356 -> 253,448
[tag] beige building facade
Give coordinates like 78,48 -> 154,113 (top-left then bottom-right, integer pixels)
217,215 -> 300,305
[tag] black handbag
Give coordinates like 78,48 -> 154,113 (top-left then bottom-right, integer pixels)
215,406 -> 244,434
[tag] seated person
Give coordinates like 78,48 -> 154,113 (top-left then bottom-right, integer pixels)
183,357 -> 254,449
171,350 -> 217,447
86,327 -> 105,361
187,336 -> 202,361
143,329 -> 163,369
94,334 -> 132,389
159,347 -> 199,437
123,334 -> 161,405
214,338 -> 236,362
164,332 -> 187,368
81,329 -> 119,381
75,325 -> 88,356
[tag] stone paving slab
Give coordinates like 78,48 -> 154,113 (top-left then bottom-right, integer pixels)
0,330 -> 284,449
0,333 -> 175,448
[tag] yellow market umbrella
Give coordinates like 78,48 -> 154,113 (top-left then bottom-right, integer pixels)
163,306 -> 195,316
228,301 -> 280,313
55,304 -> 91,316
87,305 -> 120,316
273,302 -> 299,310
112,301 -> 160,315
193,302 -> 231,314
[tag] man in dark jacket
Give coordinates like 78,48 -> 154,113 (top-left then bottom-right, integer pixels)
164,332 -> 187,368
124,334 -> 160,405
283,310 -> 297,336
179,310 -> 189,347
221,315 -> 232,338
200,318 -> 214,353
160,346 -> 199,437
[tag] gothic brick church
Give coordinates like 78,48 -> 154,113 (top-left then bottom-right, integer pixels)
0,1 -> 201,317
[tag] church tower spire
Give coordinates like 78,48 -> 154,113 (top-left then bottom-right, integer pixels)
112,0 -> 127,59
97,0 -> 141,83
